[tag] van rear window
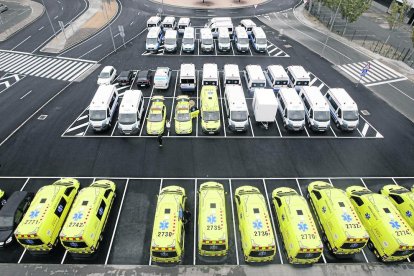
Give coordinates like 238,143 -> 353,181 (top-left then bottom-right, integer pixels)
62,241 -> 88,248
249,250 -> 274,257
18,238 -> 44,245
181,79 -> 194,84
152,251 -> 178,258
296,252 -> 321,259
40,198 -> 46,203
203,81 -> 217,86
201,244 -> 226,251
226,80 -> 240,84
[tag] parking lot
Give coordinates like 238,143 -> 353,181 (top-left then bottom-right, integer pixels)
62,68 -> 382,139
0,176 -> 413,265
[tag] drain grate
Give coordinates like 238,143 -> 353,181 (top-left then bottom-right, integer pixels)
38,115 -> 48,120
361,110 -> 370,116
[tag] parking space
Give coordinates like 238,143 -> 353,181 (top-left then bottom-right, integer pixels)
1,176 -> 413,265
62,68 -> 383,139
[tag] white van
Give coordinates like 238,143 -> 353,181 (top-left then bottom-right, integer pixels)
325,88 -> 359,131
252,88 -> 278,129
234,26 -> 249,53
200,28 -> 214,52
202,63 -> 219,86
180,63 -> 196,92
286,65 -> 310,91
205,18 -> 233,38
239,19 -> 256,35
118,89 -> 145,135
177,17 -> 191,34
147,16 -> 161,29
223,64 -> 241,87
224,85 -> 249,132
164,29 -> 178,52
299,86 -> 330,132
154,67 -> 172,89
277,88 -> 305,131
89,85 -> 119,132
146,27 -> 163,52
244,65 -> 266,92
266,65 -> 289,91
161,16 -> 176,30
182,27 -> 195,52
218,27 -> 231,52
250,27 -> 267,52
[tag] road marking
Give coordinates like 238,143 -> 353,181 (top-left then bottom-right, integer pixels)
20,90 -> 32,100
262,179 -> 283,264
19,178 -> 30,191
361,123 -> 369,137
17,249 -> 26,264
139,85 -> 155,136
105,179 -> 129,264
228,180 -> 240,265
54,15 -> 58,20
387,83 -> 414,102
193,179 -> 197,265
38,26 -> 44,31
168,73 -> 179,136
218,76 -> 227,137
78,44 -> 102,59
61,250 -> 68,264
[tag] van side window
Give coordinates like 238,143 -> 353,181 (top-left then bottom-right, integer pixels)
338,108 -> 342,117
312,190 -> 322,200
274,197 -> 282,207
14,209 -> 23,225
351,196 -> 364,206
389,194 -> 404,204
64,187 -> 74,197
96,200 -> 106,220
235,195 -> 240,205
286,70 -> 294,84
104,189 -> 111,198
55,197 -> 67,218
309,108 -> 313,119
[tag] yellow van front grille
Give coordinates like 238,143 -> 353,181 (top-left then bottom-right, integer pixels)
202,240 -> 225,244
61,237 -> 83,241
152,247 -> 175,251
16,234 -> 37,238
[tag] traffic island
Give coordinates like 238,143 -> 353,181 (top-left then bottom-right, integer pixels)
0,0 -> 44,42
40,0 -> 118,54
148,0 -> 269,9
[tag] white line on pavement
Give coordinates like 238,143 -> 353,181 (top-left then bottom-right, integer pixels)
20,90 -> 32,100
228,180 -> 240,265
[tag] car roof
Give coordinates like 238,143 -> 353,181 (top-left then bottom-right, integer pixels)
101,66 -> 114,73
0,191 -> 30,216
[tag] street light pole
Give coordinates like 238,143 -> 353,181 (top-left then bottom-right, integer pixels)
321,0 -> 342,57
41,0 -> 57,37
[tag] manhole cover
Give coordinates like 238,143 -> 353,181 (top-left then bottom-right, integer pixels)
38,115 -> 48,120
284,44 -> 292,48
361,110 -> 370,116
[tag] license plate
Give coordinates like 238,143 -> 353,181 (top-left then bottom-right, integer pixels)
209,132 -> 214,134
140,84 -> 145,87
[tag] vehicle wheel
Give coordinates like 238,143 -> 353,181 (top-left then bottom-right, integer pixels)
306,193 -> 310,200
373,248 -> 379,258
367,241 -> 374,250
336,122 -> 339,128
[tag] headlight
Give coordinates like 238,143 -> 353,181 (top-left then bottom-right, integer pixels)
0,242 -> 4,246
6,236 -> 12,244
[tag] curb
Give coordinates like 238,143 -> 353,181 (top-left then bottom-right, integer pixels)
41,0 -> 119,54
146,0 -> 272,10
0,1 -> 45,42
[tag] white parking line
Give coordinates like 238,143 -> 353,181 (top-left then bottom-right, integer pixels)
196,70 -> 200,137
228,180 -> 240,265
19,178 -> 30,191
105,179 -> 129,264
262,179 -> 283,264
17,249 -> 26,264
11,36 -> 31,51
248,117 -> 255,137
63,107 -> 89,135
218,77 -> 227,137
139,86 -> 155,136
111,122 -> 118,136
274,118 -> 282,137
193,179 -> 197,265
168,73 -> 179,136
20,90 -> 32,100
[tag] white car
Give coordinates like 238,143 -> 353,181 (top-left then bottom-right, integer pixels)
153,67 -> 172,89
97,66 -> 117,85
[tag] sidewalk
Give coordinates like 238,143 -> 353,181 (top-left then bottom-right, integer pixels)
0,0 -> 44,41
149,0 -> 267,9
41,0 -> 118,54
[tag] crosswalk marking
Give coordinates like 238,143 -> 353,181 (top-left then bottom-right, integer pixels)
0,50 -> 97,82
336,59 -> 407,86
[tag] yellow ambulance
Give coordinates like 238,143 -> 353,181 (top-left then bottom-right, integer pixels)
150,185 -> 186,264
272,187 -> 323,264
235,186 -> 276,262
380,184 -> 414,230
198,182 -> 228,257
347,185 -> 414,262
59,180 -> 116,255
15,178 -> 80,253
200,86 -> 221,134
307,181 -> 369,255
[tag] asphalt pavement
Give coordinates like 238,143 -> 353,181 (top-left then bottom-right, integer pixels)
0,0 -> 413,273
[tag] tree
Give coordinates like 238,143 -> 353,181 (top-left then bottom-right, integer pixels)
339,0 -> 371,34
387,0 -> 410,30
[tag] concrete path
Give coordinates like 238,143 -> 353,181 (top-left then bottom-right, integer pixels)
0,0 -> 44,41
149,0 -> 268,9
41,0 -> 118,54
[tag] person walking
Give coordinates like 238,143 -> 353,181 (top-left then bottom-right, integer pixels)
166,119 -> 171,134
157,133 -> 163,147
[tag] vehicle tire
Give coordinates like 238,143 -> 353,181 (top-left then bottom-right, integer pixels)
336,122 -> 339,128
367,241 -> 374,250
306,193 -> 310,200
